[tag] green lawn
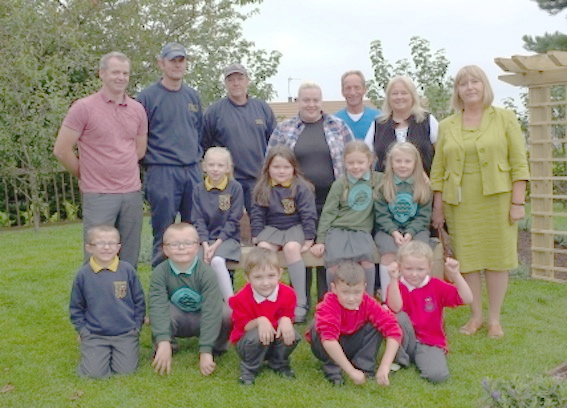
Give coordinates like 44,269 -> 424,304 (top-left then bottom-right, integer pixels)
0,222 -> 565,408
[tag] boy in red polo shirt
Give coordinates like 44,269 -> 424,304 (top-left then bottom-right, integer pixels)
229,247 -> 300,385
307,261 -> 402,386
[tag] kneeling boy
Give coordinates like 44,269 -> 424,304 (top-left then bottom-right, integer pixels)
229,247 -> 301,385
386,241 -> 473,383
307,261 -> 402,386
149,222 -> 231,376
69,225 -> 146,378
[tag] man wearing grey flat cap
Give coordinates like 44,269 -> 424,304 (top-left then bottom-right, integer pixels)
203,63 -> 277,213
137,42 -> 204,267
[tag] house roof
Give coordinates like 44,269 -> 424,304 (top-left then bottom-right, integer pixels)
269,100 -> 378,122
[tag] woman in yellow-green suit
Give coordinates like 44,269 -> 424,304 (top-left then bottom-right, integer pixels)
430,65 -> 529,339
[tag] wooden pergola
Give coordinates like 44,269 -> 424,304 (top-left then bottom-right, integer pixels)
496,51 -> 567,282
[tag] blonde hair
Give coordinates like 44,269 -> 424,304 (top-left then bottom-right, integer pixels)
451,65 -> 494,111
244,247 -> 280,276
253,145 -> 314,207
202,147 -> 234,179
379,142 -> 431,205
397,240 -> 433,265
162,222 -> 198,245
379,76 -> 427,123
341,140 -> 379,201
297,81 -> 322,99
86,224 -> 120,243
334,261 -> 365,286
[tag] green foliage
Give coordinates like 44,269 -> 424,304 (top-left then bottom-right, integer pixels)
63,200 -> 79,222
0,0 -> 281,229
482,376 -> 567,407
532,0 -> 567,14
367,36 -> 453,120
523,31 -> 567,52
0,211 -> 13,227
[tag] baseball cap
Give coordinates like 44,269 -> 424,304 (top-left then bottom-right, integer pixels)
223,63 -> 248,78
160,43 -> 186,60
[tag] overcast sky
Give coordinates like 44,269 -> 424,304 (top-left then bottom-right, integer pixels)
242,0 -> 566,106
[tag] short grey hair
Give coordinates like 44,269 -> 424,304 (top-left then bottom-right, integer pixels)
99,52 -> 130,71
297,81 -> 322,99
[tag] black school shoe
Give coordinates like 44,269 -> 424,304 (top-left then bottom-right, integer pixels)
275,366 -> 296,379
325,373 -> 345,386
238,374 -> 255,385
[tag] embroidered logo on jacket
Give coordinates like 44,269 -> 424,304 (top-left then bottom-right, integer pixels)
348,184 -> 373,211
388,192 -> 417,224
218,194 -> 231,212
281,198 -> 296,215
114,281 -> 127,299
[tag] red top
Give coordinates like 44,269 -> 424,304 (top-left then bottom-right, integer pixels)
62,91 -> 147,193
306,292 -> 402,344
229,283 -> 296,343
399,277 -> 464,352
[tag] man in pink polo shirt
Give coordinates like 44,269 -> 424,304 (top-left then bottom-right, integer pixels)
54,51 -> 148,267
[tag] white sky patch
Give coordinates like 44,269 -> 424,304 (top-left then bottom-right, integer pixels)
242,0 -> 567,106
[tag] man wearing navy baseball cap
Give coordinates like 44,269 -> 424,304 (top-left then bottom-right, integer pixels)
137,42 -> 204,267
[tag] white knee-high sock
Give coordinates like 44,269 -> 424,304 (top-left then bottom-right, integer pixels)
379,264 -> 390,301
287,260 -> 307,308
210,256 -> 234,301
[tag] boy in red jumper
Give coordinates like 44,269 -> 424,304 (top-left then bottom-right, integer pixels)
307,261 -> 402,386
229,247 -> 300,385
386,241 -> 473,383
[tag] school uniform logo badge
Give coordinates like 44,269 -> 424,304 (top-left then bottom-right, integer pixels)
188,103 -> 199,112
281,198 -> 296,215
113,281 -> 127,299
424,296 -> 436,312
218,194 -> 231,212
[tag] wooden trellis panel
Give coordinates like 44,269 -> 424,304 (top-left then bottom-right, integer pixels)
497,51 -> 567,282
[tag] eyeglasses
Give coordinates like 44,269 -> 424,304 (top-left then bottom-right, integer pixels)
89,241 -> 121,248
163,241 -> 199,249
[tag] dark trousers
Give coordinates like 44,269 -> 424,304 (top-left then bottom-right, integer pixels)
145,164 -> 203,267
310,322 -> 381,378
236,328 -> 301,376
169,304 -> 232,353
305,266 -> 328,305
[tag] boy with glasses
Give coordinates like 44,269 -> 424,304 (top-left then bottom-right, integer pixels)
69,225 -> 146,378
149,222 -> 231,376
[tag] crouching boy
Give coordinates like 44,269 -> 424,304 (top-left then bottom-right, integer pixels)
386,241 -> 473,383
229,247 -> 301,385
307,261 -> 402,386
69,225 -> 145,378
149,222 -> 231,376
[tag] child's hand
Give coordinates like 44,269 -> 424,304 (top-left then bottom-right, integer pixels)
252,237 -> 258,245
392,231 -> 405,247
388,262 -> 401,281
310,243 -> 325,257
257,316 -> 276,345
199,352 -> 216,376
152,341 -> 172,375
347,368 -> 366,385
444,257 -> 460,282
375,365 -> 391,386
403,233 -> 412,244
202,242 -> 212,263
301,239 -> 314,253
204,239 -> 222,263
276,317 -> 295,346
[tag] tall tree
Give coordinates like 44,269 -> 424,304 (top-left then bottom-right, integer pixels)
0,0 -> 281,228
367,36 -> 453,121
524,0 -> 567,52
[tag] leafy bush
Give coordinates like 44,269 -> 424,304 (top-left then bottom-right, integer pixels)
482,376 -> 567,407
